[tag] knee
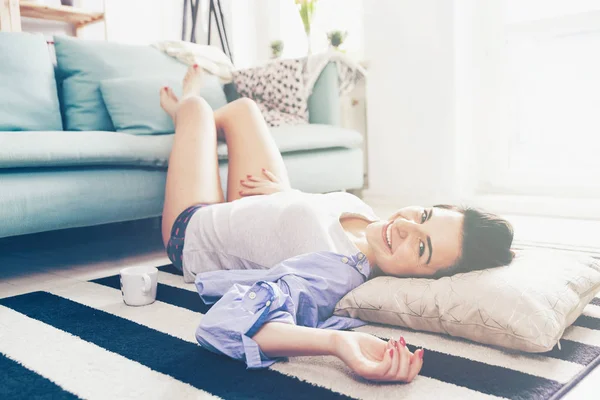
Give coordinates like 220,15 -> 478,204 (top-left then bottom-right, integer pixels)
177,96 -> 212,117
229,97 -> 261,116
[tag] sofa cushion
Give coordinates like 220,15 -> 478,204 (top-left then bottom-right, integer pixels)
0,148 -> 364,238
217,124 -> 363,159
54,35 -> 227,131
100,75 -> 227,135
0,33 -> 63,131
0,125 -> 362,169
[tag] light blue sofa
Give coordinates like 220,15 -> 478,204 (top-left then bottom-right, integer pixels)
0,33 -> 364,239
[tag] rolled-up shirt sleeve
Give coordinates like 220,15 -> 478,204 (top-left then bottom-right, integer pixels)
195,280 -> 296,369
194,251 -> 370,369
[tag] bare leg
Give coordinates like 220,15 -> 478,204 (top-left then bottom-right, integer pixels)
214,98 -> 291,202
160,66 -> 224,246
161,69 -> 291,243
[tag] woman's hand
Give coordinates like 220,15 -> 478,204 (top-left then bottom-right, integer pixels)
239,169 -> 292,197
332,331 -> 424,383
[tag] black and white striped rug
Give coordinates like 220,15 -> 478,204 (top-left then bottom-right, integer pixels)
1,264 -> 599,400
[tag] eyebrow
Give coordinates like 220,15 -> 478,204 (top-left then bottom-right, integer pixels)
426,236 -> 433,264
426,208 -> 433,264
426,208 -> 433,222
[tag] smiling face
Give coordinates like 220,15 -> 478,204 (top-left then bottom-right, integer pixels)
366,206 -> 464,277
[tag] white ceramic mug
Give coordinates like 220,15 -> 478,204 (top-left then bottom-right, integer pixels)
120,266 -> 158,306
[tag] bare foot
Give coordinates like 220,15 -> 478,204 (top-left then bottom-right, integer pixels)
182,64 -> 204,98
159,86 -> 179,121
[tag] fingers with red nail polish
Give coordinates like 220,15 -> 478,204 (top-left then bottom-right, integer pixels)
399,336 -> 406,347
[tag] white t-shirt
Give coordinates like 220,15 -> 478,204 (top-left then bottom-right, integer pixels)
181,191 -> 379,282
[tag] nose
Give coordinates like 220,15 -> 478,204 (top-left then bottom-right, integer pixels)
393,217 -> 416,239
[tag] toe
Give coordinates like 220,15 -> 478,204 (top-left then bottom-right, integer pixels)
167,88 -> 179,102
160,87 -> 174,107
184,65 -> 194,78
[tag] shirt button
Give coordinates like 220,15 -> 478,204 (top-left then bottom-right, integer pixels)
266,301 -> 271,306
341,257 -> 349,264
248,292 -> 257,300
357,253 -> 364,260
358,265 -> 363,271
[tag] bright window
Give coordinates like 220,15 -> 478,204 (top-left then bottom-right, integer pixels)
472,1 -> 600,203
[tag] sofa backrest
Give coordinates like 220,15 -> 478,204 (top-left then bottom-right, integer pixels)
0,32 -> 63,131
53,35 -> 228,132
0,33 -> 339,134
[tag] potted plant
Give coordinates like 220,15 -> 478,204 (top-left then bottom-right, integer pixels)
327,30 -> 348,51
270,40 -> 284,59
295,0 -> 318,55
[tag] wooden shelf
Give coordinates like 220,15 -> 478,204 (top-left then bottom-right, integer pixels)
19,1 -> 104,27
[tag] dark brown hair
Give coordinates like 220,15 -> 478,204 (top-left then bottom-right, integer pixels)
433,204 -> 515,278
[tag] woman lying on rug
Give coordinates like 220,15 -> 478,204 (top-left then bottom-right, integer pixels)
159,65 -> 514,383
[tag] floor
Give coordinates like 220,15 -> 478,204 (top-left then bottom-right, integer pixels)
1,210 -> 599,399
0,218 -> 169,297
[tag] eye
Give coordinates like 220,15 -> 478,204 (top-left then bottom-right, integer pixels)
420,210 -> 427,223
419,240 -> 425,257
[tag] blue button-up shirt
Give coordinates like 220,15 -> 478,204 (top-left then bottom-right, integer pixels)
195,251 -> 371,368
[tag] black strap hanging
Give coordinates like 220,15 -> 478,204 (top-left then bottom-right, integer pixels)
181,0 -> 234,64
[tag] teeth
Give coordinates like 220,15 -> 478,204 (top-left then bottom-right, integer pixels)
386,223 -> 392,248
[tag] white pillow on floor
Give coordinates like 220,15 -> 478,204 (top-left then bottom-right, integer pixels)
334,249 -> 600,352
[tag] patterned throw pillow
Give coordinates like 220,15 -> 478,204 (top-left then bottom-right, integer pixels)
231,58 -> 309,127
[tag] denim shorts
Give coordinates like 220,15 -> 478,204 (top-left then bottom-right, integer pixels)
166,204 -> 210,271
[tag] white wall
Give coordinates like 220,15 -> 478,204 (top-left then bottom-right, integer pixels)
23,0 -> 362,69
79,0 -> 182,43
278,0 -> 364,60
228,0 -> 364,68
362,0 -> 458,207
22,0 -> 184,44
225,0 -> 262,68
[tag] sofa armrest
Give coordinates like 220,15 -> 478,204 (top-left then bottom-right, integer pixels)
308,62 -> 341,126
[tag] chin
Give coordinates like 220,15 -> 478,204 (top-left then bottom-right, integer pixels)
373,261 -> 396,277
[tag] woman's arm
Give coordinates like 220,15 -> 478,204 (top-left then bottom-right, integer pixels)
252,322 -> 337,357
195,256 -> 424,383
253,322 -> 424,383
